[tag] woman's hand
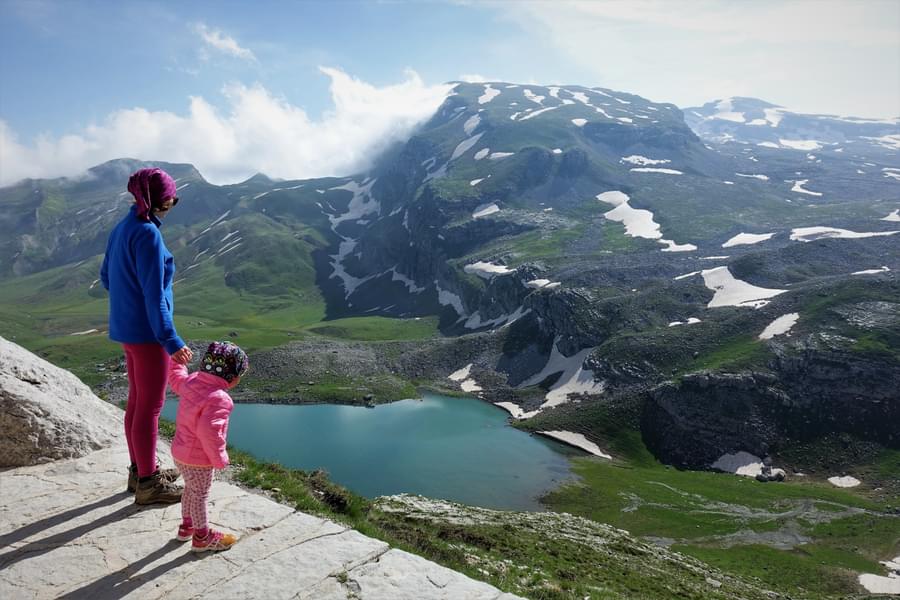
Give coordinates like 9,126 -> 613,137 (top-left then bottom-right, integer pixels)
172,346 -> 193,365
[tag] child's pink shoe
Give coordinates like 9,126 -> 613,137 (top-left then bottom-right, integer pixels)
191,529 -> 237,553
176,523 -> 194,542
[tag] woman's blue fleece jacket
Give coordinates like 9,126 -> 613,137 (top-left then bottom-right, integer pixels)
100,205 -> 185,355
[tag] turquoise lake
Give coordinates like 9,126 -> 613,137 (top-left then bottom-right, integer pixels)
161,392 -> 582,510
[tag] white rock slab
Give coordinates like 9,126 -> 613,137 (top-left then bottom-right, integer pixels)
0,336 -> 123,467
336,548 -> 520,599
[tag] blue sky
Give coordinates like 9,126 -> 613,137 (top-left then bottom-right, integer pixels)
1,0 -> 897,184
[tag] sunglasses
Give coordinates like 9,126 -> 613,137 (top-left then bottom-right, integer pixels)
156,197 -> 179,212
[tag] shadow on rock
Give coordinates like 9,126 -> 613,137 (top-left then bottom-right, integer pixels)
55,542 -> 198,600
0,494 -> 167,569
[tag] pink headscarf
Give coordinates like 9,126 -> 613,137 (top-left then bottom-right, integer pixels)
127,168 -> 178,222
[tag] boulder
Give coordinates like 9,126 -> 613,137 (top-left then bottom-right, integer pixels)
0,336 -> 122,467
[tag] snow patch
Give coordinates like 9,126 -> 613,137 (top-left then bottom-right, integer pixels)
477,84 -> 500,104
435,281 -> 466,317
828,475 -> 861,488
464,261 -> 514,279
758,313 -> 799,340
539,431 -> 612,459
735,173 -> 769,181
701,266 -> 787,309
522,89 -> 545,105
621,155 -> 670,166
472,203 -> 500,219
630,167 -> 683,175
597,191 -> 695,253
791,179 -> 823,196
711,99 -> 746,123
448,364 -> 472,382
860,134 -> 900,150
451,133 -> 485,161
517,106 -> 559,121
460,379 -> 482,393
790,226 -> 899,242
519,338 -> 604,409
525,279 -> 560,289
852,266 -> 890,275
722,232 -> 775,248
881,209 -> 900,222
571,118 -> 587,127
463,114 -> 481,136
779,139 -> 823,151
473,148 -> 490,161
328,179 -> 378,228
494,402 -> 539,420
858,555 -> 900,595
669,317 -> 701,327
712,452 -> 765,477
674,270 -> 701,281
390,267 -> 426,293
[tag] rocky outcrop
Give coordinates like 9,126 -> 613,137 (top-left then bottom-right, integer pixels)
642,333 -> 900,469
0,336 -> 121,466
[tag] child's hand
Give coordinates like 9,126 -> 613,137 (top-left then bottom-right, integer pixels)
172,346 -> 193,365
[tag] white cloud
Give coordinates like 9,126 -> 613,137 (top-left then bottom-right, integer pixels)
458,74 -> 489,83
507,0 -> 900,118
0,68 -> 453,186
194,23 -> 256,61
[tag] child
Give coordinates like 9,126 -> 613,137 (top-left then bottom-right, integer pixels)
169,341 -> 249,552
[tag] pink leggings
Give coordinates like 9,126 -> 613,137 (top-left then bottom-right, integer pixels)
177,462 -> 214,530
123,343 -> 169,478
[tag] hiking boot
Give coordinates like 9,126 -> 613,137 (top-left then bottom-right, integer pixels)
176,522 -> 194,542
134,471 -> 183,504
191,529 -> 237,553
127,464 -> 180,493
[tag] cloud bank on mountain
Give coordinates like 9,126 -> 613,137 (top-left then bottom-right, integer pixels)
0,68 -> 453,186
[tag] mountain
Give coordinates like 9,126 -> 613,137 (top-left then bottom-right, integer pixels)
684,96 -> 900,156
3,81 -> 899,598
1,82 -> 898,473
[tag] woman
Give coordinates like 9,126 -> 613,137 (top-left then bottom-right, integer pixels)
100,167 -> 193,504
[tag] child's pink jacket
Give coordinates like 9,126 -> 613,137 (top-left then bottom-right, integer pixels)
169,361 -> 233,469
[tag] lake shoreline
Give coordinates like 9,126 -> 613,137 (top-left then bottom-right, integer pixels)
160,391 -> 582,512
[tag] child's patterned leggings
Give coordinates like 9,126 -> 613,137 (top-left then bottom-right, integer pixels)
177,462 -> 214,530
